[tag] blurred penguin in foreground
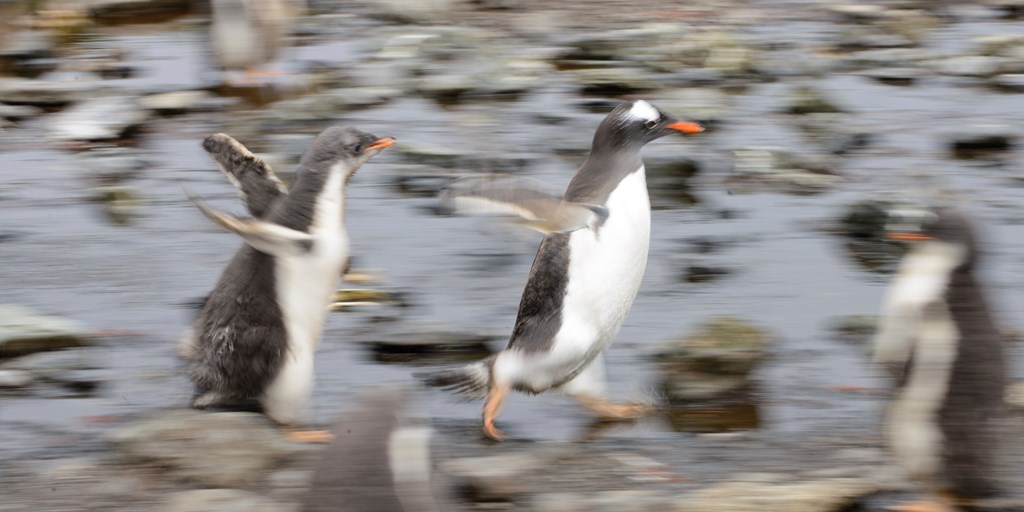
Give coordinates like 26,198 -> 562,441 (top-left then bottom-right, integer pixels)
872,205 -> 1007,512
208,0 -> 305,84
302,387 -> 453,512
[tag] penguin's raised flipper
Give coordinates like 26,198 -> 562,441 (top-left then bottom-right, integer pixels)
440,175 -> 607,234
188,190 -> 314,256
202,133 -> 288,218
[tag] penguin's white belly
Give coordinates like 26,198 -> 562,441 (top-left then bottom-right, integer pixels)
523,168 -> 651,390
262,177 -> 347,423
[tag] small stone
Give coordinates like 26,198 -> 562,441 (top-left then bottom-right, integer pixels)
50,96 -> 149,142
87,0 -> 193,22
991,73 -> 1024,91
442,453 -> 549,501
678,478 -> 878,512
358,323 -> 495,364
367,0 -> 458,23
108,409 -> 299,487
139,90 -> 211,115
0,305 -> 93,358
0,30 -> 57,76
859,67 -> 926,85
785,86 -> 843,115
937,55 -> 1006,78
0,102 -> 43,120
0,77 -> 103,106
1007,381 -> 1024,410
394,141 -> 469,168
828,4 -> 887,23
0,369 -> 32,388
830,315 -> 878,345
91,185 -> 143,225
683,265 -> 732,284
569,67 -> 661,95
80,148 -> 149,180
974,34 -> 1024,56
158,489 -> 283,512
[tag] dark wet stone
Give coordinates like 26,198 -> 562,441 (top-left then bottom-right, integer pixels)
949,124 -> 1018,156
859,67 -> 927,85
87,0 -> 193,22
991,73 -> 1024,91
107,409 -> 300,487
157,489 -> 284,512
828,4 -> 888,23
569,67 -> 662,95
0,102 -> 43,121
666,400 -> 761,433
367,0 -> 458,23
0,30 -> 57,77
683,265 -> 733,284
835,27 -> 914,51
90,185 -> 143,225
838,199 -> 891,239
0,305 -> 93,358
356,324 -> 496,365
50,96 -> 149,142
389,165 -> 461,198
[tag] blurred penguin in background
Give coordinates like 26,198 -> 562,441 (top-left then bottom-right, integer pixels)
208,0 -> 305,84
872,205 -> 1007,512
302,386 -> 453,512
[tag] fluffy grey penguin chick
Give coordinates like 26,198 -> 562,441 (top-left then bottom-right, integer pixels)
301,386 -> 452,512
873,206 -> 1007,512
184,126 -> 395,426
420,100 -> 704,440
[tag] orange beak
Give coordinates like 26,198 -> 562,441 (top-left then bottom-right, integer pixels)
888,232 -> 934,241
367,137 -> 396,150
666,121 -> 705,134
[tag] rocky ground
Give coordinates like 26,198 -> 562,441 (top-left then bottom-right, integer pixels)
2,0 -> 1024,510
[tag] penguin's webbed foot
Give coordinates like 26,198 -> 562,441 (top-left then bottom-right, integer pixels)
482,420 -> 505,442
887,500 -> 957,512
285,429 -> 335,444
575,395 -> 655,421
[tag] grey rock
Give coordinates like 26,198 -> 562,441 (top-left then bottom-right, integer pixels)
80,148 -> 149,180
569,67 -> 661,94
0,369 -> 33,388
839,48 -> 931,69
655,317 -> 772,402
157,489 -> 283,512
0,77 -> 104,106
731,148 -> 842,194
533,491 -> 676,512
108,410 -> 299,487
0,30 -> 57,76
139,91 -> 211,115
655,87 -> 730,127
0,103 -> 43,121
0,348 -> 101,387
270,87 -> 396,121
0,305 -> 93,358
368,0 -> 459,23
828,4 -> 887,23
859,66 -> 927,85
678,478 -> 878,512
936,55 -> 1006,78
91,185 -> 143,225
785,86 -> 843,115
991,73 -> 1024,91
394,141 -> 534,173
50,96 -> 149,142
442,452 -> 556,501
974,33 -> 1024,56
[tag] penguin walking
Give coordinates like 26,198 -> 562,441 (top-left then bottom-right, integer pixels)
183,126 -> 395,432
873,206 -> 1007,512
421,100 -> 704,440
302,386 -> 453,512
208,0 -> 305,84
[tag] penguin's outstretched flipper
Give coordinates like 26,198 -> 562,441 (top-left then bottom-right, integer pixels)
440,175 -> 608,234
202,133 -> 288,218
187,189 -> 314,256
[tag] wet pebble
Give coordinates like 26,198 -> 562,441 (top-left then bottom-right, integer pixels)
395,141 -> 533,173
107,410 -> 300,487
654,317 -> 772,402
0,30 -> 57,77
784,86 -> 844,115
80,148 -> 149,180
0,304 -> 93,358
991,73 -> 1024,91
568,67 -> 662,95
157,489 -> 286,512
356,323 -> 495,364
0,77 -> 103,106
829,315 -> 878,345
678,477 -> 877,512
682,265 -> 733,284
948,124 -> 1018,155
0,102 -> 43,121
443,451 -> 561,501
858,67 -> 927,85
0,369 -> 33,388
90,185 -> 143,225
731,148 -> 842,194
368,0 -> 458,23
87,0 -> 193,22
936,55 -> 1006,78
50,96 -> 149,142
828,4 -> 888,23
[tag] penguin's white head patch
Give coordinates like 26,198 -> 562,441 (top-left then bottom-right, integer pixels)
626,100 -> 660,123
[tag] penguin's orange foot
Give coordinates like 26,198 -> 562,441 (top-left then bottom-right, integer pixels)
887,500 -> 957,512
285,429 -> 335,444
483,420 -> 505,442
575,395 -> 654,421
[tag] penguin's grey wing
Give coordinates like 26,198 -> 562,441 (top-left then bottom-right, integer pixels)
302,387 -> 444,512
187,190 -> 314,256
202,133 -> 288,218
441,175 -> 608,234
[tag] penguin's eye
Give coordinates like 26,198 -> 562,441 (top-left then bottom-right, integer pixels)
352,143 -> 365,154
644,120 -> 658,130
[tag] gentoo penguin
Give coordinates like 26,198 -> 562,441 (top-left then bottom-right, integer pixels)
208,0 -> 304,83
183,126 -> 395,432
873,206 -> 1006,512
302,386 -> 452,512
422,100 -> 704,440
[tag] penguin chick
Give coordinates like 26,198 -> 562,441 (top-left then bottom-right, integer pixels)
185,126 -> 395,426
873,206 -> 1006,512
420,100 -> 704,440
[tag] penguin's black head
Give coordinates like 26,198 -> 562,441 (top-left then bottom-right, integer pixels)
886,206 -> 979,261
593,100 -> 704,151
300,125 -> 395,176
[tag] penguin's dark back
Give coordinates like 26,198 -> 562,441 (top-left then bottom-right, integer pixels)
190,245 -> 287,399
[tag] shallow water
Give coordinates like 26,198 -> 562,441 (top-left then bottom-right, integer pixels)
1,3 -> 1023,476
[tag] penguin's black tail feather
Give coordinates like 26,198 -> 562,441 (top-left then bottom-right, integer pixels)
415,357 -> 494,400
